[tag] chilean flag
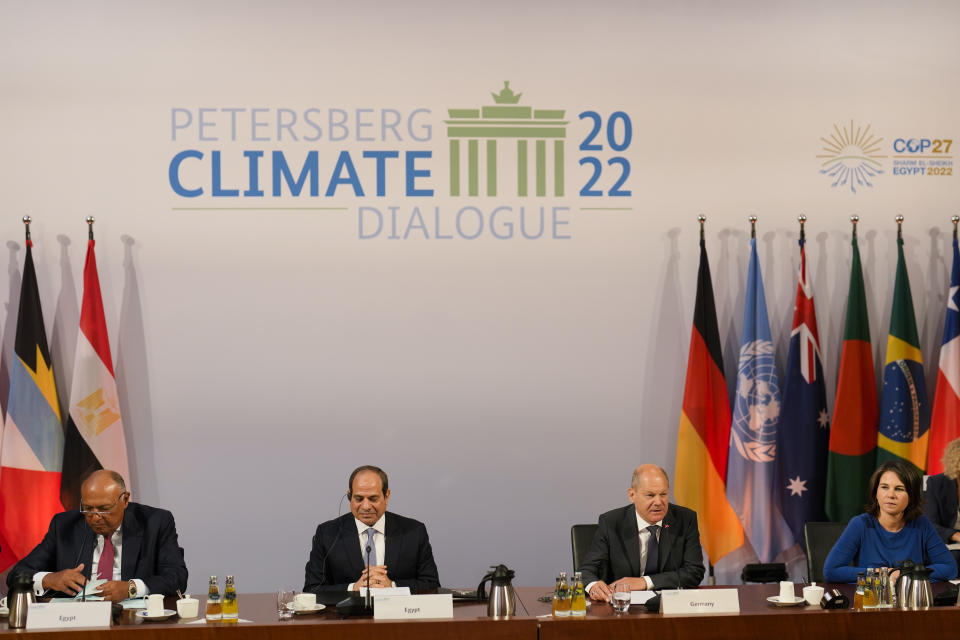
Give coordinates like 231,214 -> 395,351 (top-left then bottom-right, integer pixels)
60,235 -> 129,509
927,232 -> 960,474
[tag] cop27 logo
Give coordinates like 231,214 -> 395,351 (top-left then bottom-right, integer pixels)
816,120 -> 885,193
445,82 -> 633,198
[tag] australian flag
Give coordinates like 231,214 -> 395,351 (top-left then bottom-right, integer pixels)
776,235 -> 829,544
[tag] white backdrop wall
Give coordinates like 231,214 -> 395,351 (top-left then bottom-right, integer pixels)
0,0 -> 958,592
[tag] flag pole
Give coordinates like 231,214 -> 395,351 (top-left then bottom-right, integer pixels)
87,215 -> 95,240
952,215 -> 958,239
851,214 -> 859,238
749,215 -> 757,238
698,214 -> 706,243
23,215 -> 32,247
698,214 -> 717,586
798,214 -> 806,243
896,214 -> 904,239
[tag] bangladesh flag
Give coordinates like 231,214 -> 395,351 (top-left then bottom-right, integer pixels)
825,229 -> 877,523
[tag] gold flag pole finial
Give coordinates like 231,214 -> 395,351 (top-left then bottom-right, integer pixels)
850,215 -> 859,239
896,215 -> 904,240
798,214 -> 807,242
698,215 -> 706,243
22,215 -> 32,246
86,216 -> 95,241
749,216 -> 757,239
952,215 -> 959,240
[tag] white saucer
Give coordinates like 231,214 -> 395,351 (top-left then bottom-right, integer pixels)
136,609 -> 177,620
287,603 -> 325,615
767,595 -> 806,607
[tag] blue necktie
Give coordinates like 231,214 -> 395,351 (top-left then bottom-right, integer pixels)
644,525 -> 660,576
364,528 -> 377,568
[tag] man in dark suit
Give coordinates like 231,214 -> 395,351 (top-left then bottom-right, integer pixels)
579,464 -> 704,600
304,465 -> 439,594
6,469 -> 187,602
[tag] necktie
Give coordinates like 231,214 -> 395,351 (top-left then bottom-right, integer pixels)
644,525 -> 660,576
364,528 -> 377,568
98,534 -> 115,581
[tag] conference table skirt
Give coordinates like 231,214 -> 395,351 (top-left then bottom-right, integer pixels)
3,585 -> 960,639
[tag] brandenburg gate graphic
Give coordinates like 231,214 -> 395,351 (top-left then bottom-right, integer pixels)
446,82 -> 568,197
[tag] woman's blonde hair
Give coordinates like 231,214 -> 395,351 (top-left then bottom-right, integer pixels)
942,438 -> 960,479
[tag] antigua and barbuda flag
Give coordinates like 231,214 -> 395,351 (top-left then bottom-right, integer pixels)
825,228 -> 878,523
776,233 -> 829,544
0,234 -> 64,570
726,232 -> 795,563
60,234 -> 129,509
927,229 -> 960,474
876,229 -> 929,472
674,224 -> 744,565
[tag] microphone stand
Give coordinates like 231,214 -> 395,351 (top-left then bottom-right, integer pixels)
364,546 -> 372,611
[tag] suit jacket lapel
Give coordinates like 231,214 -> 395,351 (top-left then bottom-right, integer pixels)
383,513 -> 400,571
342,516 -> 366,577
121,508 -> 142,581
75,520 -> 96,573
619,507 -> 641,576
657,507 -> 676,572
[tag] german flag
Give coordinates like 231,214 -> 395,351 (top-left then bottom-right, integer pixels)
674,224 -> 743,564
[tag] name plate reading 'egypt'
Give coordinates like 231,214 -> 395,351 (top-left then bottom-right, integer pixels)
374,594 -> 453,620
26,601 -> 112,629
660,588 -> 740,614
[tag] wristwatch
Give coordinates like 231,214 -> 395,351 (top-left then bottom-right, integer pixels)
128,580 -> 137,599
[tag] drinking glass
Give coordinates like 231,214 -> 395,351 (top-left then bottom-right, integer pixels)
611,590 -> 631,614
277,589 -> 295,620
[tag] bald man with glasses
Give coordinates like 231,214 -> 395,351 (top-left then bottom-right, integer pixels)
6,470 -> 188,602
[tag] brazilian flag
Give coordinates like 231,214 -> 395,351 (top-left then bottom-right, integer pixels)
876,232 -> 929,472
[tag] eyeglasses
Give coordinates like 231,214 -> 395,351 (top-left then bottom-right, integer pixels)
79,493 -> 127,517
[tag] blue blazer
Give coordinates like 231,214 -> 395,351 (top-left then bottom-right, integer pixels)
6,502 -> 188,596
303,511 -> 440,594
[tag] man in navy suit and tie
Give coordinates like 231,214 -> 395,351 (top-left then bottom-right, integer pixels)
7,469 -> 187,601
304,465 -> 440,594
579,464 -> 705,601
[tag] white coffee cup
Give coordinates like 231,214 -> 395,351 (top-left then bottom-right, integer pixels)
176,596 -> 199,618
803,584 -> 824,606
0,596 -> 6,608
778,580 -> 795,601
293,592 -> 316,610
147,593 -> 165,616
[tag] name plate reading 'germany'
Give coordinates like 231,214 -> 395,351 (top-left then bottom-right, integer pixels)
374,594 -> 454,620
660,589 -> 740,614
26,601 -> 112,629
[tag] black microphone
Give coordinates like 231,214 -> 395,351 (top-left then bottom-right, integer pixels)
364,546 -> 372,610
74,529 -> 92,602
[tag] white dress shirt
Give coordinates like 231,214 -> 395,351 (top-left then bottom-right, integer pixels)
33,527 -> 149,598
347,514 -> 395,590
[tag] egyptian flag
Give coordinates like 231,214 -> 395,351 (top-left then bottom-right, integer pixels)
0,235 -> 64,570
674,228 -> 743,564
876,229 -> 929,472
825,230 -> 877,522
60,234 -> 129,509
776,233 -> 829,543
927,229 -> 960,474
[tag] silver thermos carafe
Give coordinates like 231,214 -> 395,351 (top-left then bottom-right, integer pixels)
7,572 -> 36,628
478,564 -> 516,618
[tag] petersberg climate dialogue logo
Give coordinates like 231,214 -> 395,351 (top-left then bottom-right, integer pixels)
167,83 -> 634,240
816,119 -> 953,193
